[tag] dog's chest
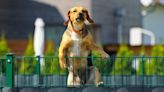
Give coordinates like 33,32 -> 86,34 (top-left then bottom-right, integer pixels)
70,32 -> 82,56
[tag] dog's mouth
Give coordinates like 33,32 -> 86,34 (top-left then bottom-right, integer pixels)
76,17 -> 84,22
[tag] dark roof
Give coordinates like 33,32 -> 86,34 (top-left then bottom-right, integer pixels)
0,0 -> 64,39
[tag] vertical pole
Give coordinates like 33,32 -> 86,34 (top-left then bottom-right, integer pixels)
142,57 -> 145,76
141,56 -> 145,91
6,53 -> 14,87
36,56 -> 40,85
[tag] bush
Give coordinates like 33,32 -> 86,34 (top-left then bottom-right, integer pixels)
92,50 -> 109,75
137,46 -> 147,75
0,33 -> 10,73
19,34 -> 36,74
112,44 -> 135,75
24,35 -> 34,56
43,40 -> 66,75
146,45 -> 164,75
0,33 -> 10,56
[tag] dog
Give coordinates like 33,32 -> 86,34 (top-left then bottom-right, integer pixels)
59,6 -> 109,86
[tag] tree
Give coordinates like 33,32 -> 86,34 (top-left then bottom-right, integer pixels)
19,34 -> 36,74
112,44 -> 135,75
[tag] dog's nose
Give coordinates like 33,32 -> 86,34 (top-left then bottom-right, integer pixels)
79,13 -> 84,17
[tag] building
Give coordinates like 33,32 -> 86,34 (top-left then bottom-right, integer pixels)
142,4 -> 164,44
0,0 -> 142,55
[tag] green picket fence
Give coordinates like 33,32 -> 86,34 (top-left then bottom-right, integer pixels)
1,54 -> 164,88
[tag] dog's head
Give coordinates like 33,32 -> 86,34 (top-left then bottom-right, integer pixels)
64,6 -> 94,26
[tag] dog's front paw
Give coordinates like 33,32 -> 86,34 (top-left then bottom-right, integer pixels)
96,81 -> 104,87
101,53 -> 109,59
61,63 -> 66,69
59,60 -> 67,69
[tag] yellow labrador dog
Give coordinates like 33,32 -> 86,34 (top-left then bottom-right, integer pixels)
59,6 -> 109,86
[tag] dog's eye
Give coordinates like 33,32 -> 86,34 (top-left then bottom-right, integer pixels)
82,10 -> 86,13
73,10 -> 77,12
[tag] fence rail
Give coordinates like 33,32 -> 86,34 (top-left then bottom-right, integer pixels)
1,54 -> 164,90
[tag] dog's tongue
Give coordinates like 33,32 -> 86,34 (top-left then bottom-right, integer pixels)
76,18 -> 81,22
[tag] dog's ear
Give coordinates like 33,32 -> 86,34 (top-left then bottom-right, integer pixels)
64,11 -> 70,26
86,11 -> 94,23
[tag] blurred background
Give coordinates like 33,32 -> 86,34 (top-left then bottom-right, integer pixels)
0,0 -> 164,57
0,1 -> 164,91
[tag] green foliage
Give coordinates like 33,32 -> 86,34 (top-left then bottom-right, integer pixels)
92,50 -> 109,75
0,33 -> 10,73
0,33 -> 10,56
112,44 -> 135,75
147,45 -> 164,75
24,35 -> 34,56
151,45 -> 164,57
45,40 -> 56,56
43,40 -> 66,75
19,34 -> 36,74
137,46 -> 147,75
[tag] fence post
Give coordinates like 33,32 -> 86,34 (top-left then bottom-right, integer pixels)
6,53 -> 14,87
141,57 -> 145,75
141,56 -> 145,87
36,56 -> 41,85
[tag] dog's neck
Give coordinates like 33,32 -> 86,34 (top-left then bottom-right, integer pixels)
68,22 -> 85,34
73,23 -> 84,31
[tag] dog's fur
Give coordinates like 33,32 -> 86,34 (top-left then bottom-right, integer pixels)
59,6 -> 109,86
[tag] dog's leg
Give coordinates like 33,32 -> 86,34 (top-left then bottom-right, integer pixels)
59,36 -> 72,69
67,71 -> 74,86
67,71 -> 81,87
86,66 -> 103,86
74,75 -> 81,86
79,58 -> 87,84
90,43 -> 109,58
86,33 -> 109,58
